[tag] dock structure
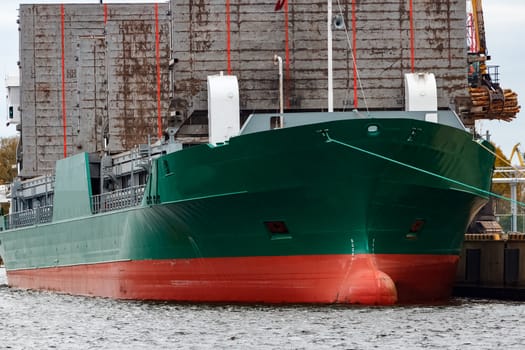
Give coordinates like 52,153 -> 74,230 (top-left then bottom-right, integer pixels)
492,167 -> 525,232
455,168 -> 525,300
455,233 -> 525,300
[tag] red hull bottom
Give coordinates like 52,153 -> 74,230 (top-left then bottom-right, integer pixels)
6,254 -> 459,305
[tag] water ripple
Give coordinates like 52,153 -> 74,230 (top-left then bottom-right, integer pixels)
1,268 -> 524,349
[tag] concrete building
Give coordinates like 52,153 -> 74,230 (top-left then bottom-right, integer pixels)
16,0 -> 469,178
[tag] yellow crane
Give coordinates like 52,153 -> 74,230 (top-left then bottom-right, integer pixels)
467,0 -> 520,122
510,143 -> 525,167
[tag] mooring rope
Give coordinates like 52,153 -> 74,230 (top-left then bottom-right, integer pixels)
335,0 -> 370,114
319,129 -> 525,207
474,137 -> 525,180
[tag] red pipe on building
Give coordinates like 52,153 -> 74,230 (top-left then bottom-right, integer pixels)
284,1 -> 290,108
155,4 -> 162,140
60,4 -> 67,158
352,0 -> 358,108
226,0 -> 232,74
409,0 -> 415,72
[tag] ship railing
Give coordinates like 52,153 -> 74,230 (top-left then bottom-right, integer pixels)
91,185 -> 146,214
3,205 -> 53,230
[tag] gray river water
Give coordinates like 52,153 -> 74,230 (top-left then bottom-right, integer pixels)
1,267 -> 524,349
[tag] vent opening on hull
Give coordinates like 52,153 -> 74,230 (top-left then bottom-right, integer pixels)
264,221 -> 291,240
406,219 -> 425,240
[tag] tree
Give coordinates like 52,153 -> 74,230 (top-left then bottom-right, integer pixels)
492,144 -> 510,197
0,136 -> 18,185
0,137 -> 18,217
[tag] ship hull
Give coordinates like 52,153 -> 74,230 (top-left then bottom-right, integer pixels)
0,117 -> 495,305
6,254 -> 458,304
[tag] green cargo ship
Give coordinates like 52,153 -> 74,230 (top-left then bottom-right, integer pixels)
0,105 -> 494,305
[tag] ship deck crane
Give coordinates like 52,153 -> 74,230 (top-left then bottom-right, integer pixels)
463,0 -> 520,124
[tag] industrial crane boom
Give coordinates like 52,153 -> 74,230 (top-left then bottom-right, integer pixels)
510,143 -> 525,167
